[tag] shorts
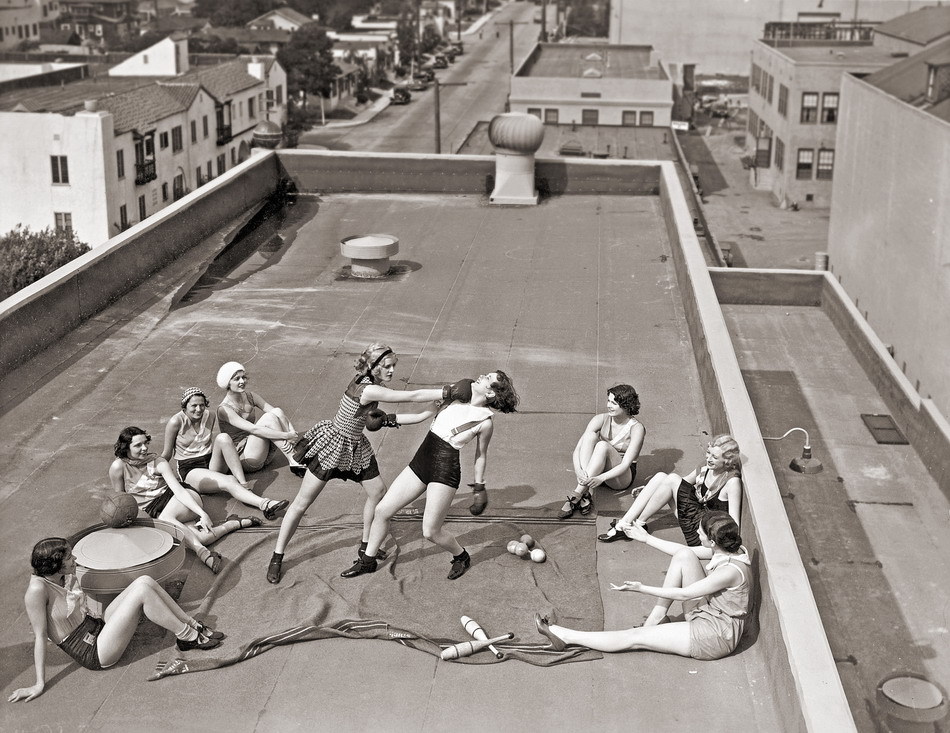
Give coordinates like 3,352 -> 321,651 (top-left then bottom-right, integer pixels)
686,607 -> 744,661
408,432 -> 461,489
143,486 -> 174,518
306,453 -> 381,483
58,615 -> 105,670
176,453 -> 211,482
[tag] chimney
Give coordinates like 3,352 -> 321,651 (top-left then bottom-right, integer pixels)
84,99 -> 98,111
488,113 -> 545,206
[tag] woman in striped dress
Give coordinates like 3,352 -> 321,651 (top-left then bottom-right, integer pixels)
266,344 -> 450,584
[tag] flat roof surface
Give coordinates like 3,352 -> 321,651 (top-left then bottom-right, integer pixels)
0,191 -> 786,731
519,44 -> 665,80
768,43 -> 896,66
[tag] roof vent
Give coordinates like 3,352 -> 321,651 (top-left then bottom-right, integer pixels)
582,67 -> 602,78
488,113 -> 544,206
84,99 -> 98,111
890,52 -> 909,58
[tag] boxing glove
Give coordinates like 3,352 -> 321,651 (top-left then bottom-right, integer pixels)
364,409 -> 399,431
441,378 -> 474,404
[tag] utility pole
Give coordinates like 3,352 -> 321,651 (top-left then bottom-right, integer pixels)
540,0 -> 548,42
499,20 -> 530,75
433,79 -> 468,154
456,0 -> 462,42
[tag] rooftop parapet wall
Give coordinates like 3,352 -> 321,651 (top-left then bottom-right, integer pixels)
0,151 -> 281,379
709,267 -> 950,496
659,169 -> 856,733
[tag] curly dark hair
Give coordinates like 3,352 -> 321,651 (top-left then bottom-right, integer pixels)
608,384 -> 640,416
114,426 -> 150,458
487,370 -> 519,413
31,537 -> 70,577
701,511 -> 743,552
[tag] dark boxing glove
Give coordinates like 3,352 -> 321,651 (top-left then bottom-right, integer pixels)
441,378 -> 474,404
364,408 -> 399,432
468,482 -> 487,516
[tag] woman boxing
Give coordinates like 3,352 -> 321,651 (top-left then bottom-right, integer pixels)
161,387 -> 288,521
266,343 -> 463,584
342,370 -> 519,581
8,538 -> 222,703
535,511 -> 752,660
559,384 -> 645,519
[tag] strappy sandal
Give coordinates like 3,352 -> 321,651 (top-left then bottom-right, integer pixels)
203,551 -> 223,574
598,519 -> 632,543
226,514 -> 262,529
534,612 -> 567,651
558,495 -> 580,519
262,499 -> 289,521
578,491 -> 593,516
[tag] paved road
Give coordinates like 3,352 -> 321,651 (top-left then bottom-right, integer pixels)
300,2 -> 541,154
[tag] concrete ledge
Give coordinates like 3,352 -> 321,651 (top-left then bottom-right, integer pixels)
0,151 -> 280,378
710,268 -> 824,306
657,161 -> 856,733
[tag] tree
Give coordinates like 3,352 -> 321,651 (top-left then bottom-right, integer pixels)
195,0 -> 276,27
112,31 -> 168,53
0,226 -> 90,302
277,24 -> 339,125
420,23 -> 442,55
189,34 -> 242,54
396,8 -> 417,70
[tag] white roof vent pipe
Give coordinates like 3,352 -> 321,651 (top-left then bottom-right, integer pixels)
488,113 -> 545,206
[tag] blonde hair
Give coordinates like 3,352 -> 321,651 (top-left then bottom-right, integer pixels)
710,434 -> 741,472
355,343 -> 394,378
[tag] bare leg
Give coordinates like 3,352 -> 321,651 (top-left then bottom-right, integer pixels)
421,483 -> 463,556
365,467 -> 427,557
643,547 -> 707,624
360,476 -> 388,544
160,495 -> 241,551
547,621 -> 693,657
273,471 -> 327,554
185,468 -> 268,510
241,408 -> 302,472
96,576 -> 194,666
208,433 -> 249,485
617,472 -> 680,528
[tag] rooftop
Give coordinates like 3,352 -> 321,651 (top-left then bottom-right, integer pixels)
864,37 -> 950,122
517,43 -> 666,80
763,42 -> 897,66
873,5 -> 950,47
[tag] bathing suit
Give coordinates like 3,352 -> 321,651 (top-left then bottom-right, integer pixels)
173,411 -> 214,482
38,575 -> 105,670
686,548 -> 752,660
408,402 -> 494,489
121,454 -> 173,517
598,416 -> 639,489
218,391 -> 265,449
293,376 -> 381,482
676,466 -> 741,546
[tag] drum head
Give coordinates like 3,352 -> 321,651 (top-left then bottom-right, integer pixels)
73,526 -> 174,570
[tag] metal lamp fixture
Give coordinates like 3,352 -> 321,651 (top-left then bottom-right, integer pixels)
763,427 -> 823,474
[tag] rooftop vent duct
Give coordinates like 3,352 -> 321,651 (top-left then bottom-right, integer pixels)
488,113 -> 544,206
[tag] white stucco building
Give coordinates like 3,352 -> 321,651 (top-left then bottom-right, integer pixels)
510,43 -> 673,128
1,0 -> 60,50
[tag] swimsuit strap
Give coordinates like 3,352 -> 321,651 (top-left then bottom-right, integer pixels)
450,417 -> 491,437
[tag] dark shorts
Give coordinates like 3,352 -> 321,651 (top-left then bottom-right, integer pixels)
307,454 -> 381,483
58,615 -> 105,670
408,432 -> 461,489
176,453 -> 211,482
143,486 -> 174,518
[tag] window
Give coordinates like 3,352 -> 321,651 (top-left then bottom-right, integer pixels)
622,110 -> 637,126
821,93 -> 838,123
171,125 -> 182,152
796,148 -> 814,180
50,155 -> 69,184
778,84 -> 788,117
196,166 -> 203,186
119,204 -> 129,230
202,115 -> 208,138
231,147 -> 236,165
173,173 -> 184,200
138,195 -> 146,221
54,212 -> 72,232
639,111 -> 654,126
190,120 -> 197,144
276,85 -> 283,105
581,109 -> 599,125
161,182 -> 168,201
206,161 -> 212,180
580,92 -> 601,98
159,131 -> 169,149
266,89 -> 274,108
766,74 -> 774,104
544,109 -> 559,124
748,109 -> 759,136
116,149 -> 125,178
801,93 -> 818,123
527,107 -> 541,119
816,149 -> 834,180
249,96 -> 256,119
216,154 -> 226,176
774,137 -> 784,171
751,63 -> 761,94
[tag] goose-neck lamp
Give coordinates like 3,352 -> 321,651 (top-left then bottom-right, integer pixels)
763,427 -> 823,474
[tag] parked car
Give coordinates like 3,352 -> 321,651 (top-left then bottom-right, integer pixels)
407,79 -> 429,92
391,86 -> 411,104
450,41 -> 464,55
433,53 -> 448,69
413,68 -> 435,83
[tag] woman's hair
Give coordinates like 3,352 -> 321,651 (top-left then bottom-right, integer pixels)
114,426 -> 150,458
180,387 -> 208,409
607,384 -> 640,416
700,511 -> 743,552
355,343 -> 395,378
710,434 -> 742,472
486,370 -> 519,413
31,538 -> 70,577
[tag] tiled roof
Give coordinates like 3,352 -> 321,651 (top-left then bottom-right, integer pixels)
865,37 -> 950,122
248,6 -> 313,28
873,6 -> 950,46
202,27 -> 291,43
96,82 -> 200,133
172,59 -> 262,100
